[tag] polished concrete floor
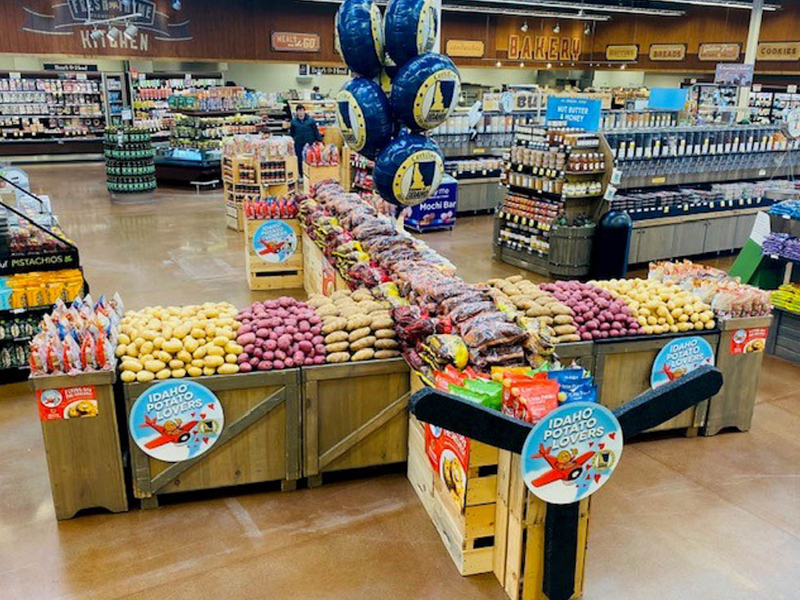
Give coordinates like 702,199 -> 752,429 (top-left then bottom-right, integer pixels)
2,163 -> 799,599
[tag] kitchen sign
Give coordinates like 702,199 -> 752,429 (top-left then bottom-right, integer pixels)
756,42 -> 800,62
606,45 -> 639,61
445,39 -> 485,58
699,43 -> 741,62
507,34 -> 582,62
649,44 -> 686,62
271,32 -> 321,53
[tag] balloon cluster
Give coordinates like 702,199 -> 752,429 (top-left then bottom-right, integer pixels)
335,0 -> 461,207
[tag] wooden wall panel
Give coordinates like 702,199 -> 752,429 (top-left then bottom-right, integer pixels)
1,1 -> 800,74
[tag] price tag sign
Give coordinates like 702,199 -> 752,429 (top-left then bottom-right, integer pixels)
9,72 -> 21,79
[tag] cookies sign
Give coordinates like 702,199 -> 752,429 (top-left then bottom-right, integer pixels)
129,380 -> 224,463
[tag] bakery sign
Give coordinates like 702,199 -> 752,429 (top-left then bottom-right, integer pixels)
699,43 -> 741,61
606,45 -> 639,61
649,44 -> 686,62
507,34 -> 582,62
757,42 -> 800,62
19,0 -> 193,50
271,32 -> 321,53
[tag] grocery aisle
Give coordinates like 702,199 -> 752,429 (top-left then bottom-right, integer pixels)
1,163 -> 799,599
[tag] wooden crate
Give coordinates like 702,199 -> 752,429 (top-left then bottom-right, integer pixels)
494,450 -> 590,600
303,358 -> 410,486
705,315 -> 773,436
30,371 -> 128,520
302,163 -> 340,194
302,233 -> 337,297
592,332 -> 720,435
408,373 -> 499,575
123,370 -> 302,508
245,218 -> 304,291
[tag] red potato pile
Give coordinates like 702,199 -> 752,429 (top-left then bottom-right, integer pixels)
234,297 -> 326,372
539,281 -> 642,340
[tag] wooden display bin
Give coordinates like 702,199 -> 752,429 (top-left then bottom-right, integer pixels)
245,218 -> 304,291
407,373 -> 499,576
301,233 -> 352,296
705,315 -> 773,436
31,371 -> 128,520
122,370 -> 302,508
494,451 -> 590,600
555,341 -> 595,372
303,358 -> 410,486
592,332 -> 720,435
302,163 -> 340,194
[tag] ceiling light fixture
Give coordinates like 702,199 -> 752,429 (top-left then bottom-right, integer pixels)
89,28 -> 105,42
547,62 -> 553,69
553,22 -> 560,33
521,20 -> 529,32
584,22 -> 591,35
620,64 -> 627,70
452,0 -> 684,17
107,25 -> 121,41
520,62 -> 525,68
299,0 -> 612,21
124,23 -> 138,40
496,61 -> 503,67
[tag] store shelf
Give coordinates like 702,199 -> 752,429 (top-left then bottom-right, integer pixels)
620,164 -> 799,190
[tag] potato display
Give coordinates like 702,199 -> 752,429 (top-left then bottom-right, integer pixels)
485,275 -> 580,344
590,278 -> 716,335
234,298 -> 326,371
307,289 -> 400,362
540,281 -> 642,340
117,302 -> 242,382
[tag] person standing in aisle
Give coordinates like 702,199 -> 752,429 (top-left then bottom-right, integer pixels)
290,105 -> 322,180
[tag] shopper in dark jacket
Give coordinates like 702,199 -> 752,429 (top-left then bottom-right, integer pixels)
290,105 -> 322,176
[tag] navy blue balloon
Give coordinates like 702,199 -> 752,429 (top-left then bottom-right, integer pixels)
391,53 -> 461,132
384,0 -> 440,67
336,0 -> 385,78
336,78 -> 393,160
374,134 -> 444,207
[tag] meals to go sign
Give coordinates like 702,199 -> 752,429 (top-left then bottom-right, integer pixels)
507,34 -> 582,62
271,32 -> 321,53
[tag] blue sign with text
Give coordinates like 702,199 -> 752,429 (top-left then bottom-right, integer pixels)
648,88 -> 688,111
546,97 -> 602,132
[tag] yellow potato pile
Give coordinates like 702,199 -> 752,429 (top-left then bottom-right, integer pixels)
116,302 -> 243,383
590,278 -> 715,335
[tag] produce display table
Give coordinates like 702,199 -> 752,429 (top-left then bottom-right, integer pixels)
706,316 -> 773,436
303,358 -> 410,487
31,371 -> 128,520
122,370 -> 302,508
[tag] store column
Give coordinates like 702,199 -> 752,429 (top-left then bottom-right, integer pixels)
736,0 -> 764,122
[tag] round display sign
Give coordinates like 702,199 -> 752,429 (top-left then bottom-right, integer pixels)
129,380 -> 224,463
650,336 -> 715,389
252,220 -> 297,264
521,402 -> 622,505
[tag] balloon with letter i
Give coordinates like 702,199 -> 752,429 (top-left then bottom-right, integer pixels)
334,0 -> 460,208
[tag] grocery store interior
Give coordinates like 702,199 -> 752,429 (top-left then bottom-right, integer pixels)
2,1 -> 800,599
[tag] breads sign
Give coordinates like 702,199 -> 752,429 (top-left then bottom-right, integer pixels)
649,44 -> 686,61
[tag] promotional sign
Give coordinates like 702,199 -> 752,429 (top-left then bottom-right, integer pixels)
714,63 -> 754,86
651,337 -> 715,388
648,88 -> 688,111
699,43 -> 741,62
404,176 -> 457,231
38,386 -> 98,421
756,42 -> 800,62
546,97 -> 602,132
43,63 -> 98,72
507,34 -> 582,62
606,44 -> 639,62
729,327 -> 768,355
271,32 -> 321,53
521,402 -> 622,505
445,39 -> 485,58
251,220 -> 298,264
425,423 -> 470,507
649,44 -> 686,62
129,380 -> 224,463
